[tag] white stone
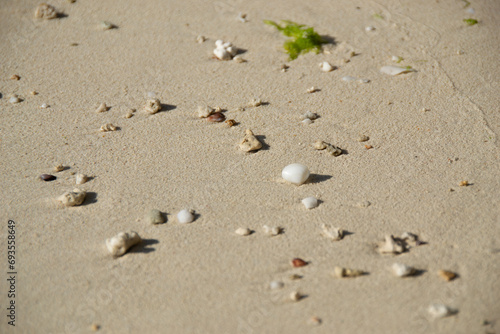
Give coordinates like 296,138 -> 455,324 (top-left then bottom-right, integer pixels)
378,235 -> 405,254
428,304 -> 454,319
282,163 -> 310,185
319,61 -> 334,72
177,209 -> 194,224
75,173 -> 88,185
58,188 -> 86,207
9,96 -> 20,104
380,65 -> 414,76
235,227 -> 251,236
263,225 -> 281,236
106,231 -> 141,257
197,105 -> 214,118
391,263 -> 415,277
302,197 -> 318,209
321,224 -> 343,241
269,281 -> 284,289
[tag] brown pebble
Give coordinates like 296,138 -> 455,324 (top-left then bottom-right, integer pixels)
225,119 -> 237,127
365,145 -> 373,150
30,91 -> 38,95
10,74 -> 20,80
207,112 -> 226,122
40,174 -> 56,181
357,135 -> 369,142
459,180 -> 469,187
438,270 -> 457,281
292,258 -> 308,268
90,323 -> 100,331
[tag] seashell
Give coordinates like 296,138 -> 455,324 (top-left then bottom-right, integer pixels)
282,163 -> 310,186
321,224 -> 343,241
437,270 -> 457,281
95,103 -> 108,113
313,140 -> 327,150
233,55 -> 246,63
57,188 -> 86,207
290,291 -> 303,302
319,61 -> 335,72
333,266 -> 365,278
269,281 -> 283,289
378,235 -> 405,254
428,304 -> 456,319
302,118 -> 312,125
106,231 -> 141,257
207,112 -> 226,122
306,86 -> 319,93
291,258 -> 308,267
391,263 -> 415,277
262,225 -> 281,236
239,129 -> 262,152
100,21 -> 116,30
75,173 -> 88,185
34,3 -> 58,20
144,98 -> 161,114
9,95 -> 21,104
380,65 -> 415,76
177,209 -> 194,224
301,197 -> 318,209
301,111 -> 318,120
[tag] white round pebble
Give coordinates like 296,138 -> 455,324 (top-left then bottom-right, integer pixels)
269,281 -> 284,290
428,304 -> 454,319
319,61 -> 334,72
302,197 -> 318,209
365,26 -> 376,31
391,263 -> 415,277
235,227 -> 251,236
282,163 -> 310,186
177,209 -> 194,224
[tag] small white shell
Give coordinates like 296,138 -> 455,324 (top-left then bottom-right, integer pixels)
365,26 -> 376,31
302,197 -> 318,209
428,304 -> 455,319
269,281 -> 284,290
100,123 -> 117,132
95,103 -> 107,113
319,61 -> 335,72
177,209 -> 194,224
40,103 -> 49,109
282,163 -> 310,185
342,76 -> 357,82
380,65 -> 414,76
301,118 -> 313,125
9,96 -> 21,104
391,263 -> 415,277
235,227 -> 251,236
215,40 -> 224,48
262,225 -> 281,236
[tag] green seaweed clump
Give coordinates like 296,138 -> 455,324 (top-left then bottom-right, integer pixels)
264,20 -> 327,60
463,18 -> 478,26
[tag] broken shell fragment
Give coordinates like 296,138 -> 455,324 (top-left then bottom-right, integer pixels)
292,258 -> 308,267
301,197 -> 318,209
100,123 -> 117,132
313,140 -> 327,150
301,111 -> 319,121
207,112 -> 226,122
357,135 -> 369,142
428,304 -> 456,319
391,263 -> 415,277
438,270 -> 457,281
148,209 -> 165,225
75,173 -> 88,185
307,86 -> 319,93
106,231 -> 141,257
95,103 -> 108,113
196,35 -> 206,43
321,225 -> 343,241
378,235 -> 405,254
290,291 -> 302,302
262,225 -> 281,236
319,61 -> 335,72
144,98 -> 161,114
225,119 -> 237,127
247,98 -> 262,107
239,129 -> 262,152
380,65 -> 415,76
177,209 -> 194,224
34,3 -> 58,19
333,266 -> 365,278
58,188 -> 86,207
282,163 -> 310,186
235,227 -> 251,236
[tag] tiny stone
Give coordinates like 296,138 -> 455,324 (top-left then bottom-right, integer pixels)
40,174 -> 56,181
459,180 -> 469,187
75,173 -> 88,185
10,74 -> 20,80
357,135 -> 369,142
57,188 -> 86,207
319,61 -> 335,72
148,209 -> 165,225
207,112 -> 226,122
357,200 -> 371,208
30,91 -> 38,95
100,123 -> 117,132
292,258 -> 308,268
125,111 -> 134,118
290,291 -> 302,302
54,164 -> 64,172
100,21 -> 116,30
421,107 -> 430,112
313,140 -> 327,150
225,119 -> 237,127
34,3 -> 58,20
239,129 -> 262,152
391,263 -> 415,277
233,55 -> 246,63
358,78 -> 370,83
95,103 -> 107,113
263,225 -> 281,236
333,266 -> 365,278
269,281 -> 284,290
9,96 -> 21,104
307,86 -> 319,93
144,98 -> 161,114
321,224 -> 343,241
308,316 -> 322,326
302,118 -> 312,125
428,304 -> 455,319
90,323 -> 100,331
235,227 -> 251,236
301,111 -> 318,120
196,35 -> 206,43
237,12 -> 248,23
365,145 -> 373,150
40,103 -> 49,109
177,209 -> 195,224
438,270 -> 457,281
326,144 -> 342,156
248,98 -> 262,107
365,26 -> 376,31
378,235 -> 405,254
198,105 -> 214,118
289,274 -> 302,280
280,64 -> 289,72
106,231 -> 141,257
301,197 -> 318,209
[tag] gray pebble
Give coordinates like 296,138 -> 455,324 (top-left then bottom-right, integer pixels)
148,209 -> 165,225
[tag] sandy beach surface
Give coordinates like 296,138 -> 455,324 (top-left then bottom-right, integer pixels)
1,0 -> 499,333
